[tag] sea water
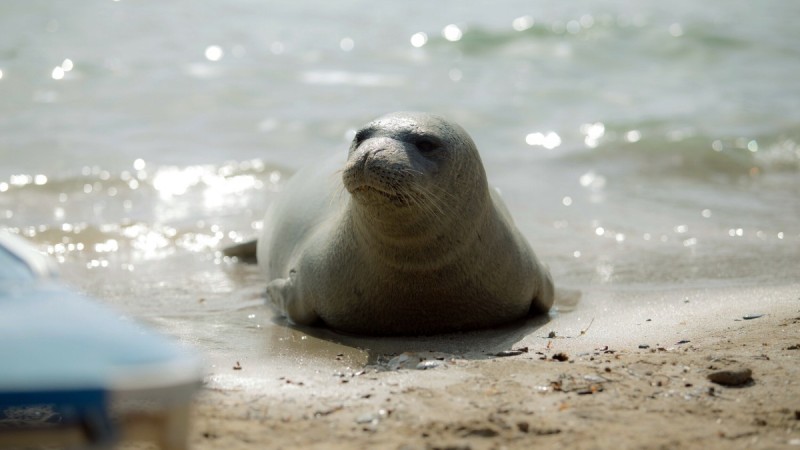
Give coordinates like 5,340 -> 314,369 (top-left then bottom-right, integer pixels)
1,1 -> 798,378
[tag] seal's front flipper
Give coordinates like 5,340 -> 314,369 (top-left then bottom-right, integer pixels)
222,239 -> 258,263
266,271 -> 318,326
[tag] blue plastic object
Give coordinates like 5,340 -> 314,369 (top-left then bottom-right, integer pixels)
0,232 -> 202,449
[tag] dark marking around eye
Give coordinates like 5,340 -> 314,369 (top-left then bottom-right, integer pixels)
354,128 -> 373,146
413,135 -> 442,153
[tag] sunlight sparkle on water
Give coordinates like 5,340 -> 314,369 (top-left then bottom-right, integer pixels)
525,131 -> 561,149
339,37 -> 354,52
410,32 -> 428,48
203,174 -> 262,209
94,239 -> 119,253
152,166 -> 204,197
728,228 -> 744,237
512,16 -> 534,32
151,164 -> 262,210
269,171 -> 282,185
122,225 -> 172,260
442,24 -> 463,42
50,59 -> 73,81
177,232 -> 222,253
51,67 -> 65,80
205,45 -> 224,61
579,171 -> 606,190
625,130 -> 641,143
10,175 -> 32,186
581,122 -> 605,148
87,259 -> 110,269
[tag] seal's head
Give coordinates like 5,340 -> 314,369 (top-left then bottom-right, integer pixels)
343,112 -> 488,230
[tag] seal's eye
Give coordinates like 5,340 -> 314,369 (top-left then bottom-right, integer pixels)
353,128 -> 372,147
414,136 -> 441,153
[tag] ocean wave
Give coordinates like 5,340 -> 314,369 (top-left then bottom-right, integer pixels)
422,15 -> 760,61
561,124 -> 800,179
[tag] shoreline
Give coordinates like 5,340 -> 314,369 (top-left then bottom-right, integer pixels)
174,284 -> 800,449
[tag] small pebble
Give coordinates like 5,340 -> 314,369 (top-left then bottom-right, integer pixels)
356,409 -> 389,425
638,344 -> 650,349
493,349 -> 525,357
583,375 -> 607,383
416,360 -> 446,370
707,368 -> 752,386
743,313 -> 765,320
356,413 -> 378,425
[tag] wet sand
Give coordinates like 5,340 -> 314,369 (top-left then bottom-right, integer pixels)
188,321 -> 800,449
120,282 -> 800,449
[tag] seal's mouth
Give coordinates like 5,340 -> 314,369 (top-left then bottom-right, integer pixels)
350,185 -> 407,206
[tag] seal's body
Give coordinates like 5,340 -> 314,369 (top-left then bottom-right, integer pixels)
256,112 -> 553,335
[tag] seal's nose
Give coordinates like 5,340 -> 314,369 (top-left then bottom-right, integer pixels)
358,137 -> 407,162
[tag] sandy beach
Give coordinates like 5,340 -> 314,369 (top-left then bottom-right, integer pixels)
165,284 -> 800,450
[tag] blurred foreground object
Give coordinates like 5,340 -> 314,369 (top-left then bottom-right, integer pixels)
0,231 -> 202,449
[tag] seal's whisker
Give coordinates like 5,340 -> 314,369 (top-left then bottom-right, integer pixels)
329,174 -> 349,207
407,192 -> 447,230
427,183 -> 460,203
417,187 -> 448,220
404,184 -> 451,228
331,187 -> 346,206
330,181 -> 346,204
405,173 -> 459,205
427,185 -> 464,221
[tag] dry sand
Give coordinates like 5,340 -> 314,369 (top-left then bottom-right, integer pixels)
175,284 -> 800,450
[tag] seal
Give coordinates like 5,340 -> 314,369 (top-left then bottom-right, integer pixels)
245,112 -> 553,335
